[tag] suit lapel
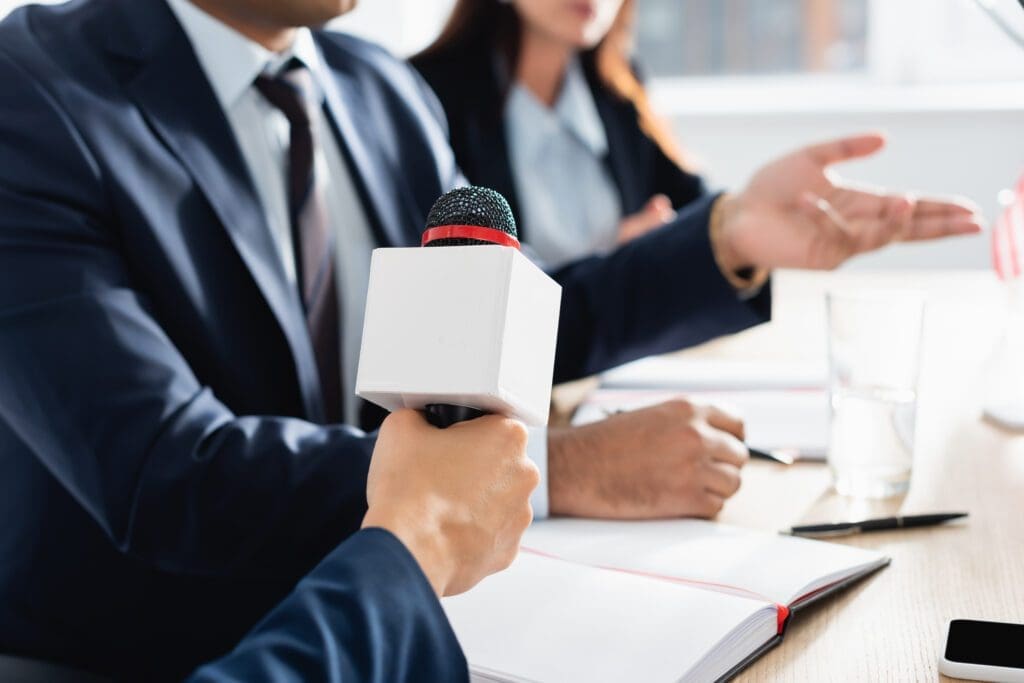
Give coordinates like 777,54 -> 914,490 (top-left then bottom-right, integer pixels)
106,0 -> 325,421
472,114 -> 523,239
469,58 -> 525,241
583,58 -> 640,216
595,92 -> 639,215
315,52 -> 417,249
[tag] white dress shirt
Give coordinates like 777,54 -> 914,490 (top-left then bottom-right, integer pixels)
505,58 -> 622,269
165,0 -> 550,517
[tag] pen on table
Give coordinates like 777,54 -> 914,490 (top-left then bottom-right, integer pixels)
747,447 -> 795,466
599,408 -> 795,465
785,512 -> 969,537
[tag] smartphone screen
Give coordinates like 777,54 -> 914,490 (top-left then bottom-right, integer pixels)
945,620 -> 1024,668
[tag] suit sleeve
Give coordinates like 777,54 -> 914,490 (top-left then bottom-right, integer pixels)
651,138 -> 708,210
548,193 -> 771,382
185,529 -> 468,683
0,47 -> 372,581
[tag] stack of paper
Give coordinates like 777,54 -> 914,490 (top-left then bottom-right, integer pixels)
581,357 -> 832,460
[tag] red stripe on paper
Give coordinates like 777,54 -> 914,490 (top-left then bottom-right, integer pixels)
521,546 -> 791,634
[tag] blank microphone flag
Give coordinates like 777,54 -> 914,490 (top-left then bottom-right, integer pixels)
355,187 -> 561,428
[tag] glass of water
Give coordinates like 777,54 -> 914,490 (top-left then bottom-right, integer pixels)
826,291 -> 925,498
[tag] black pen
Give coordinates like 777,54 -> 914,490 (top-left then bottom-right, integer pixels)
600,408 -> 796,465
786,512 -> 969,537
748,447 -> 795,466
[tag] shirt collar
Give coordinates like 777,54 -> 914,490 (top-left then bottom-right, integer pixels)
555,58 -> 608,158
165,0 -> 327,110
506,57 -> 608,161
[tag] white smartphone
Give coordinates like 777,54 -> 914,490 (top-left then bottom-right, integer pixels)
938,619 -> 1024,682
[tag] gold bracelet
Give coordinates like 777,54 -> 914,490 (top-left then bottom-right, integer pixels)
709,193 -> 770,292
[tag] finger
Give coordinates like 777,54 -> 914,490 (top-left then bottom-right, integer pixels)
703,461 -> 743,498
902,214 -> 984,241
645,194 -> 671,212
804,133 -> 886,166
645,194 -> 676,220
701,404 -> 745,440
697,491 -> 726,519
834,189 -> 978,221
797,192 -> 855,267
897,195 -> 917,241
830,188 -> 902,220
705,428 -> 749,468
913,196 -> 982,218
852,194 -> 913,250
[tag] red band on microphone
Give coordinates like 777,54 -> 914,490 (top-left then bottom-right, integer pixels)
421,224 -> 521,250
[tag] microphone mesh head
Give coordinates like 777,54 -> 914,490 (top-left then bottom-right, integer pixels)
424,186 -> 518,246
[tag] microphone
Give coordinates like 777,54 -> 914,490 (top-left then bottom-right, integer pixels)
421,185 -> 521,249
420,187 -> 522,427
355,186 -> 561,429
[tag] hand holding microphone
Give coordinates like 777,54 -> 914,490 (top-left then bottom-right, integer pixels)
362,409 -> 538,597
356,186 -> 559,595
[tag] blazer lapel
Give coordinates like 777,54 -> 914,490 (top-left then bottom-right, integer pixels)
316,52 -> 418,249
104,0 -> 325,421
595,92 -> 639,215
583,59 -> 641,216
472,113 -> 523,240
470,58 -> 525,241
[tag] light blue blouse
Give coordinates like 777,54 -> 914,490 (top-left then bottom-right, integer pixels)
505,58 -> 622,269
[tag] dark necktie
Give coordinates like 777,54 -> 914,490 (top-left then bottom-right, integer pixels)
255,61 -> 342,423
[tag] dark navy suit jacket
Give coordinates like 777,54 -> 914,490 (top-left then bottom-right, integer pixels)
0,0 -> 768,679
185,529 -> 467,682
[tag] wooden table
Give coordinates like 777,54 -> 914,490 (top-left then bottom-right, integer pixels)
554,269 -> 1024,682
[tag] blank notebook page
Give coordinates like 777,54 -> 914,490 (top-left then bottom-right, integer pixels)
443,552 -> 778,683
521,519 -> 888,606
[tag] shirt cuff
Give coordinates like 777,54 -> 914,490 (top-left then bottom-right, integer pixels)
526,427 -> 549,520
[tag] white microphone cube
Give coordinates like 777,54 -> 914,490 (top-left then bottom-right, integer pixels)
355,246 -> 561,427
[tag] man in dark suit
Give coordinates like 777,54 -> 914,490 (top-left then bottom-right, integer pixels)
0,0 -> 981,679
0,0 -> 749,677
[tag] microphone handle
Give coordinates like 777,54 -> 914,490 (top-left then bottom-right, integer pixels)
424,403 -> 488,428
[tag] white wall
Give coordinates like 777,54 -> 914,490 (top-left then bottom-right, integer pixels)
662,95 -> 1023,270
331,0 -> 453,56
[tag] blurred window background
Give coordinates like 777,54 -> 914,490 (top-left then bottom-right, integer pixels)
637,0 -> 869,78
636,0 -> 1024,84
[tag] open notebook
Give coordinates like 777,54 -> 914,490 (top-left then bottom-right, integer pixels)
443,519 -> 889,683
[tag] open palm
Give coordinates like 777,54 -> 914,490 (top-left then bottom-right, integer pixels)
722,134 -> 982,270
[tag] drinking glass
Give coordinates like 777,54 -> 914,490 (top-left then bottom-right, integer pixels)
826,291 -> 925,498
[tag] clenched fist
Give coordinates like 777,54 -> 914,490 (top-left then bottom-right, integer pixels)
362,409 -> 539,596
548,399 -> 748,519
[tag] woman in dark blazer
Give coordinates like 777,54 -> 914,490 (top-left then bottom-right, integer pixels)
412,0 -> 980,274
411,0 -> 700,268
